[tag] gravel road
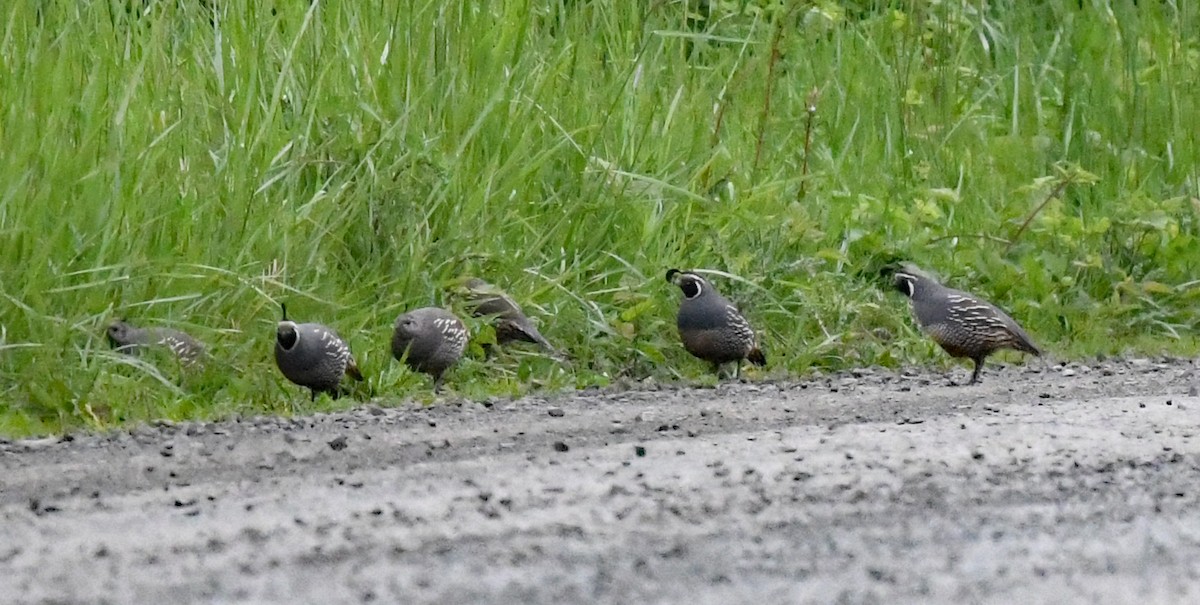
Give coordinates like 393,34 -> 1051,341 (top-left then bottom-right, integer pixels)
3,358 -> 1200,604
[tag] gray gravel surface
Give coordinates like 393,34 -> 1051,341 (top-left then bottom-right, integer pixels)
3,359 -> 1200,604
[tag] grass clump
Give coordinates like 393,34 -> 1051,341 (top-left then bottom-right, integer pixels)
1,0 -> 1198,435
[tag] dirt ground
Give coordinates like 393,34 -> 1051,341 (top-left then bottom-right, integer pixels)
3,358 -> 1200,604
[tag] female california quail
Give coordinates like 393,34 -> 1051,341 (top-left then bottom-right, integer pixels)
274,303 -> 364,400
391,307 -> 468,392
461,278 -> 560,356
888,264 -> 1042,385
666,268 -> 766,378
106,319 -> 206,367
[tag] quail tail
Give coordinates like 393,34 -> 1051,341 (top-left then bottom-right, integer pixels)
345,360 -> 364,382
1013,334 -> 1042,357
747,347 -> 766,367
530,330 -> 570,363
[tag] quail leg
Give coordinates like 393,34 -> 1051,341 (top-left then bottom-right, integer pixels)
968,357 -> 985,385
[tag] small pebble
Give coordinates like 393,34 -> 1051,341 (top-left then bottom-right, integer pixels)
552,441 -> 569,452
547,407 -> 565,417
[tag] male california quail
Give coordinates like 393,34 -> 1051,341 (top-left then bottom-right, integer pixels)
391,307 -> 468,392
666,269 -> 766,377
461,278 -> 560,357
106,319 -> 206,367
887,264 -> 1042,385
274,303 -> 364,400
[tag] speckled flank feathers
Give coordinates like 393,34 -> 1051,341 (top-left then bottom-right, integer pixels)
106,320 -> 207,367
891,266 -> 1041,385
666,269 -> 765,378
273,304 -> 363,401
391,307 -> 468,392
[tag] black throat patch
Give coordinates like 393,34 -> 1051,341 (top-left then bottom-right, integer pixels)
277,324 -> 299,350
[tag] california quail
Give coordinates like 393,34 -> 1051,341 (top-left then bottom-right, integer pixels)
666,269 -> 766,378
106,319 -> 206,367
461,278 -> 560,357
391,307 -> 468,392
888,264 -> 1042,385
273,303 -> 364,401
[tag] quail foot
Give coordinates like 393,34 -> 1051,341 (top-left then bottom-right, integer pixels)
887,263 -> 1042,385
666,268 -> 766,379
273,303 -> 364,400
391,307 -> 468,392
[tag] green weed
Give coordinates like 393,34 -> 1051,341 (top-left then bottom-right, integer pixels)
1,0 -> 1197,435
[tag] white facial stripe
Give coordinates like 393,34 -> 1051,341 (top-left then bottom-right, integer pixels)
278,321 -> 300,346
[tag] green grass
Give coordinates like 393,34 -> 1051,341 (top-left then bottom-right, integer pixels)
1,0 -> 1198,436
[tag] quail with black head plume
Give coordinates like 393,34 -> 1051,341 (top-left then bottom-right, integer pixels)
273,303 -> 363,400
885,263 -> 1041,385
666,268 -> 766,378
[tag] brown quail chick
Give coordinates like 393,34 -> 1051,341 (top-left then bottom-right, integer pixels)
888,264 -> 1041,385
666,269 -> 766,378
